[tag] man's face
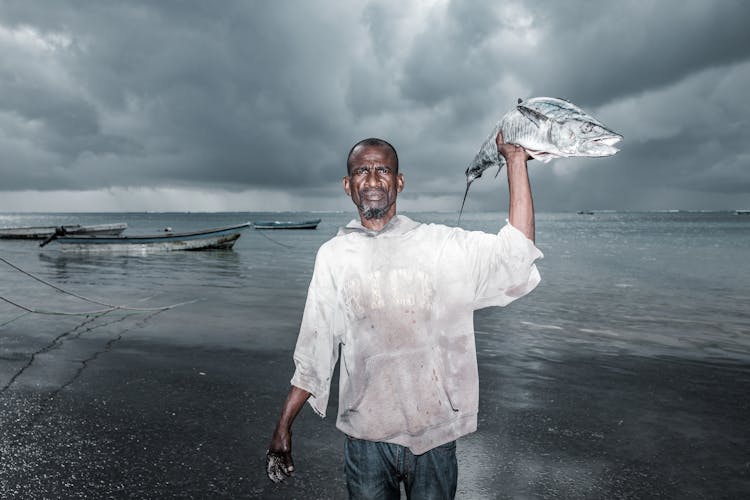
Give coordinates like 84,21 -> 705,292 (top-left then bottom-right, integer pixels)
343,145 -> 404,221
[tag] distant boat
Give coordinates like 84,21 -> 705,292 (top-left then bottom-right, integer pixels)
0,222 -> 127,240
735,209 -> 750,215
577,210 -> 595,215
253,219 -> 321,230
41,222 -> 251,252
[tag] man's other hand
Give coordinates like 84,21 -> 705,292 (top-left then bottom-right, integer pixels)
266,429 -> 294,483
266,449 -> 294,483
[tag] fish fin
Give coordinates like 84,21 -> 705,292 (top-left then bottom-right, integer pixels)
528,151 -> 556,163
517,104 -> 549,127
493,157 -> 506,177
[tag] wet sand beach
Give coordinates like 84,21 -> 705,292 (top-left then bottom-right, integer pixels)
1,305 -> 748,499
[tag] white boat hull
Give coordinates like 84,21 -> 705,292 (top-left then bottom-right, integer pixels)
50,223 -> 250,253
0,223 -> 128,239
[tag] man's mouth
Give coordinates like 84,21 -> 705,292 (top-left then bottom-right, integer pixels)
361,189 -> 385,201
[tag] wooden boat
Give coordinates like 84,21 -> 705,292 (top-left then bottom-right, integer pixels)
42,222 -> 251,252
253,218 -> 321,230
0,222 -> 127,239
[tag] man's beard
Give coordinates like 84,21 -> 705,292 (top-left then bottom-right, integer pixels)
361,205 -> 390,220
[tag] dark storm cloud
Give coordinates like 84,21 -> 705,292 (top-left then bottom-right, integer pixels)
0,0 -> 748,211
525,1 -> 750,107
0,1 -> 355,192
398,1 -> 750,108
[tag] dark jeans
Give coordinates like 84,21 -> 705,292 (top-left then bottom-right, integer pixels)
344,436 -> 458,500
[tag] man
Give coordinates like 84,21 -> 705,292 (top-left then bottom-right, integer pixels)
266,132 -> 542,499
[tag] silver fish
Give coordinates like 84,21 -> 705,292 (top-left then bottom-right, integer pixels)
459,97 -> 622,221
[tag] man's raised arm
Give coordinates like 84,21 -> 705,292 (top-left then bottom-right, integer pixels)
497,131 -> 535,242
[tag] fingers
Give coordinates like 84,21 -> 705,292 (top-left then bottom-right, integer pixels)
496,131 -> 529,157
266,451 -> 294,483
496,131 -> 526,156
497,138 -> 531,161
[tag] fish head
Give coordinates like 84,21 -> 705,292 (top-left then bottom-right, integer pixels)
465,154 -> 496,184
460,153 -> 499,224
552,119 -> 623,157
465,121 -> 505,183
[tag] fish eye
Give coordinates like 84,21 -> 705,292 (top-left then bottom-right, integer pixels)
581,122 -> 594,133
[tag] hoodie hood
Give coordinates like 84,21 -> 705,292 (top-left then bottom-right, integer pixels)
337,214 -> 421,238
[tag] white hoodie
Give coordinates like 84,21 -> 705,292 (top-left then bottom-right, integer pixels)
291,215 -> 542,454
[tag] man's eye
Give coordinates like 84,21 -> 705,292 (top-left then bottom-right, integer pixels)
376,167 -> 390,175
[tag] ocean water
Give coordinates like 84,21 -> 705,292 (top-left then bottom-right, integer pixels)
1,210 -> 748,362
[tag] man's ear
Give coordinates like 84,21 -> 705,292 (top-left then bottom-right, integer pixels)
396,173 -> 405,193
343,176 -> 351,196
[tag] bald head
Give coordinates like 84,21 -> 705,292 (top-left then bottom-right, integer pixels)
346,138 -> 399,175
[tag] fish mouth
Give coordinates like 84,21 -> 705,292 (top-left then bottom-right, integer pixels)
598,134 -> 622,146
584,134 -> 623,156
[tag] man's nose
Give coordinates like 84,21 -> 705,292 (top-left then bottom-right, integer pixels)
365,169 -> 380,186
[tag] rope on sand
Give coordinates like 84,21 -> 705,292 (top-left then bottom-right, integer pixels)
0,256 -> 199,316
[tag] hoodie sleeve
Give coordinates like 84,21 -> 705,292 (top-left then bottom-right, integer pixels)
448,222 -> 543,310
290,244 -> 340,417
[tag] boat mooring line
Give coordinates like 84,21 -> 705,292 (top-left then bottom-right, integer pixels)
0,295 -> 118,316
2,306 -> 162,395
0,312 -> 109,392
255,229 -> 296,249
0,311 -> 31,328
0,256 -> 200,313
52,310 -> 163,398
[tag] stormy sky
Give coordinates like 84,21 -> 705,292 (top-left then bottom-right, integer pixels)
1,0 -> 748,213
